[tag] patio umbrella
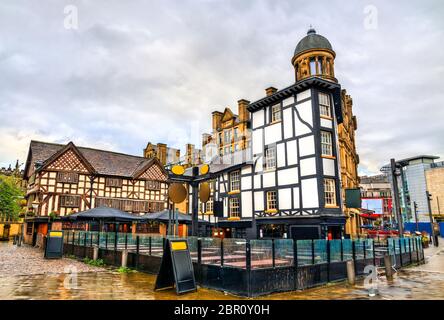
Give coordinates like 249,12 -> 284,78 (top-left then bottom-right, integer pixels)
138,210 -> 207,224
63,206 -> 146,223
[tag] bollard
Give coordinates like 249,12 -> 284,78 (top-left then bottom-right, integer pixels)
121,249 -> 128,268
93,246 -> 99,261
346,260 -> 355,285
384,255 -> 393,281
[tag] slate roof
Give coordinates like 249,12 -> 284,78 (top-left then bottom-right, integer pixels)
25,140 -> 160,178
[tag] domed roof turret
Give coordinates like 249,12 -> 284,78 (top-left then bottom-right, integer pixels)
294,28 -> 333,56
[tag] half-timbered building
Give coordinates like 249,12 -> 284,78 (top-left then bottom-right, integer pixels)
188,28 -> 347,240
22,141 -> 168,245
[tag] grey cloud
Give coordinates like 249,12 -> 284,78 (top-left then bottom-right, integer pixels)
0,0 -> 443,174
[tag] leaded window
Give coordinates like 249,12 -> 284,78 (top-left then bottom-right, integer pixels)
324,178 -> 336,206
56,172 -> 79,184
229,197 -> 240,217
321,131 -> 333,156
266,191 -> 277,211
264,145 -> 276,170
319,92 -> 331,117
230,171 -> 240,191
271,104 -> 281,122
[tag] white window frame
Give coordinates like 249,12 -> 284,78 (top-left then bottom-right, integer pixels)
324,178 -> 336,206
321,131 -> 333,156
271,104 -> 281,122
230,170 -> 240,191
319,92 -> 331,117
266,191 -> 277,211
229,197 -> 240,217
264,145 -> 276,170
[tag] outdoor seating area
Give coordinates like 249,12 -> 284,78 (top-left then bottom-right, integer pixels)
62,230 -> 425,297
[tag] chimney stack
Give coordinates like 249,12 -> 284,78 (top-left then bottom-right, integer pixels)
265,87 -> 278,96
237,99 -> 250,122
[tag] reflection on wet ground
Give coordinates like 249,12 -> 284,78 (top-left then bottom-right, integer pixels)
1,265 -> 443,300
0,243 -> 443,300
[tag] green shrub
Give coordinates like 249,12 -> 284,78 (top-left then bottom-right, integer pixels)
82,257 -> 105,267
117,266 -> 134,273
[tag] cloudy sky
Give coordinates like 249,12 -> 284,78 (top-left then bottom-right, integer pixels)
0,0 -> 443,175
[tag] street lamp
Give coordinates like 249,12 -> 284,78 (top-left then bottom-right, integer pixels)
390,159 -> 404,235
426,191 -> 439,247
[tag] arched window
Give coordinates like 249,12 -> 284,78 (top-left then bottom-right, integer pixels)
309,57 -> 316,75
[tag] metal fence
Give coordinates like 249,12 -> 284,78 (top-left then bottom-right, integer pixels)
63,231 -> 424,297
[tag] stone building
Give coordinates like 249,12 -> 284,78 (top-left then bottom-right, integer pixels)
338,91 -> 360,237
425,161 -> 444,220
143,142 -> 180,166
360,174 -> 392,224
202,99 -> 251,158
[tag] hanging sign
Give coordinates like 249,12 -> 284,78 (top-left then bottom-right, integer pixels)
154,239 -> 196,294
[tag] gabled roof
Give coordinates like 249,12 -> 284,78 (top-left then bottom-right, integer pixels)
24,140 -> 167,179
221,107 -> 237,122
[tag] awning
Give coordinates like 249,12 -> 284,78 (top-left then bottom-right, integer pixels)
217,219 -> 253,228
62,207 -> 146,223
359,213 -> 382,220
138,210 -> 207,225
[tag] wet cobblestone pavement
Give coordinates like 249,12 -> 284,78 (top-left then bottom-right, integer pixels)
0,241 -> 443,300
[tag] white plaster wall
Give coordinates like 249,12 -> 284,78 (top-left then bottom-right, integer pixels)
293,187 -> 300,209
277,143 -> 286,168
252,129 -> 263,155
299,135 -> 315,157
223,197 -> 228,217
320,118 -> 333,129
278,188 -> 292,209
297,100 -> 313,126
300,157 -> 317,176
262,171 -> 276,188
242,191 -> 253,217
283,108 -> 293,139
241,166 -> 252,175
323,158 -> 336,176
252,109 -> 264,129
241,175 -> 252,190
294,109 -> 312,136
264,123 -> 282,145
301,178 -> 319,208
278,167 -> 299,186
255,156 -> 263,173
254,191 -> 264,211
254,174 -> 261,189
282,96 -> 295,107
287,140 -> 298,165
297,89 -> 311,101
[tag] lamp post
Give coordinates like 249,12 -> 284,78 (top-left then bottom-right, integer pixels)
413,201 -> 419,232
390,159 -> 404,235
426,191 -> 438,247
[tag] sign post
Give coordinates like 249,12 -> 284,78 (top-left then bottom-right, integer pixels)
154,239 -> 196,294
44,230 -> 64,259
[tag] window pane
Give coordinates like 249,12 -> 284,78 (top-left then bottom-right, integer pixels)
324,178 -> 336,205
265,146 -> 276,170
319,93 -> 331,117
266,191 -> 277,210
321,131 -> 333,156
230,171 -> 240,191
